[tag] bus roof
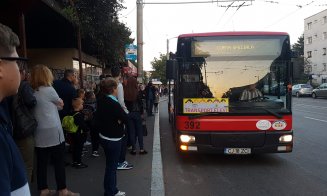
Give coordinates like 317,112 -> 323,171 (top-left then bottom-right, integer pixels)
178,31 -> 289,38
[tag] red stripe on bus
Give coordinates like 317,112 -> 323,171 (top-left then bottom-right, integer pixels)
176,115 -> 292,132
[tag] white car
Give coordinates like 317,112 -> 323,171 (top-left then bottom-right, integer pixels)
292,84 -> 313,97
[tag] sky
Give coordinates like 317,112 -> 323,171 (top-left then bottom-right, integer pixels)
119,0 -> 327,71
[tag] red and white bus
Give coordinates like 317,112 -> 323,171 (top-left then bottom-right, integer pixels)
166,32 -> 293,154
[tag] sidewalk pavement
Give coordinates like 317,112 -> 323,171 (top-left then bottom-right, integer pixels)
30,114 -> 156,196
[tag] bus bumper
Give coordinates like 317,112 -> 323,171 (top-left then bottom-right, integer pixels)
177,130 -> 293,154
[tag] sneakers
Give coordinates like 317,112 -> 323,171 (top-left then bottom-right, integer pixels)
40,189 -> 56,196
92,151 -> 100,157
117,161 -> 133,170
139,150 -> 148,155
72,162 -> 88,169
114,191 -> 126,196
130,150 -> 137,155
82,147 -> 88,153
58,190 -> 80,196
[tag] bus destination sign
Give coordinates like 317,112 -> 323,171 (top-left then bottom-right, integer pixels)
183,98 -> 229,114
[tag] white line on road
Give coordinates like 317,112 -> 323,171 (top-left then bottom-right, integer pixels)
293,108 -> 326,116
151,107 -> 165,196
304,116 -> 327,123
293,103 -> 327,109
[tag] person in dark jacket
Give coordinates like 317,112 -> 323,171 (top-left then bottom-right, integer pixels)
53,69 -> 77,119
95,78 -> 128,196
124,77 -> 147,155
145,81 -> 156,116
13,62 -> 37,183
0,23 -> 30,195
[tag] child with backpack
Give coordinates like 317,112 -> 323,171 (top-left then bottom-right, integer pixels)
62,98 -> 89,169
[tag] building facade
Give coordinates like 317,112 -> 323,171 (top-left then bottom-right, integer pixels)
304,9 -> 327,85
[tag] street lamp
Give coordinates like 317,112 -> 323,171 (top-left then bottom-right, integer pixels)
166,36 -> 177,60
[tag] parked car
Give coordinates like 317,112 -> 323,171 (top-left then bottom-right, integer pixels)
292,84 -> 313,97
312,83 -> 327,98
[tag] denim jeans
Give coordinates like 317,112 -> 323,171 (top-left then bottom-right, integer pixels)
100,138 -> 122,196
128,112 -> 144,150
147,99 -> 154,115
118,135 -> 127,164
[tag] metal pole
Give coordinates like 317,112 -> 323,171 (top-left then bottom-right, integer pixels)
137,0 -> 143,81
77,27 -> 83,88
18,13 -> 27,58
167,38 -> 169,59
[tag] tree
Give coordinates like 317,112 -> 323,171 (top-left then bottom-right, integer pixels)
61,0 -> 133,67
292,34 -> 304,57
151,53 -> 167,84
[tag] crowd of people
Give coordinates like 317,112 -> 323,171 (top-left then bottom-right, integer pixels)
0,23 -> 161,196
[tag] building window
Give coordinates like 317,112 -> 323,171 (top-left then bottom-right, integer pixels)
323,32 -> 327,40
323,48 -> 327,55
323,16 -> 327,24
307,22 -> 312,30
307,51 -> 312,58
307,37 -> 312,44
323,63 -> 327,72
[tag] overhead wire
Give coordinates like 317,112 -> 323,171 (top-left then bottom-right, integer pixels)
142,0 -> 253,5
121,6 -> 136,18
264,0 -> 317,28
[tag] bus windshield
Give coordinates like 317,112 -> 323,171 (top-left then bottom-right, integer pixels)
177,35 -> 291,115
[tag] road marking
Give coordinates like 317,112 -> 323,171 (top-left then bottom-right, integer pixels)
293,103 -> 327,109
151,106 -> 165,196
304,116 -> 327,123
293,109 -> 326,116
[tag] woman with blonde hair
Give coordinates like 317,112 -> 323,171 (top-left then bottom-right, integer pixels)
30,65 -> 79,196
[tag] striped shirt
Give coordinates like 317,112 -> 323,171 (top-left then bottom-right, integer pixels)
240,89 -> 263,101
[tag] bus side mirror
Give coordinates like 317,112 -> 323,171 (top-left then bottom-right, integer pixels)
166,60 -> 177,80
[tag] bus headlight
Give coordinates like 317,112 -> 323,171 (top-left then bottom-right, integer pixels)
180,135 -> 195,143
279,135 -> 293,143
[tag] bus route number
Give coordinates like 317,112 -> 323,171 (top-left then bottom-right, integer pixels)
184,121 -> 200,129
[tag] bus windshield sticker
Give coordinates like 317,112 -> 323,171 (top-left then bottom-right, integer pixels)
183,98 -> 229,113
272,120 -> 287,130
256,120 -> 271,130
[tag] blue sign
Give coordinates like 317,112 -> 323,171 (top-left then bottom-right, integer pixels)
125,44 -> 137,61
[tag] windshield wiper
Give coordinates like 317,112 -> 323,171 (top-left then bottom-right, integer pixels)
259,108 -> 283,119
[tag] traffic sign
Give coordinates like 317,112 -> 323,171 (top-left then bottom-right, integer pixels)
125,44 -> 137,61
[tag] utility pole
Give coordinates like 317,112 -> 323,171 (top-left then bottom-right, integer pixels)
137,0 -> 143,82
166,38 -> 169,59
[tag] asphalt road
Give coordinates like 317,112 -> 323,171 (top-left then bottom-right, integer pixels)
160,97 -> 327,196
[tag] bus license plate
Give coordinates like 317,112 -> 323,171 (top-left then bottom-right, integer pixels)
224,148 -> 251,155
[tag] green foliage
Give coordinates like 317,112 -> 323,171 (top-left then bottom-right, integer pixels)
61,0 -> 134,67
151,53 -> 167,84
61,6 -> 79,24
292,34 -> 304,57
